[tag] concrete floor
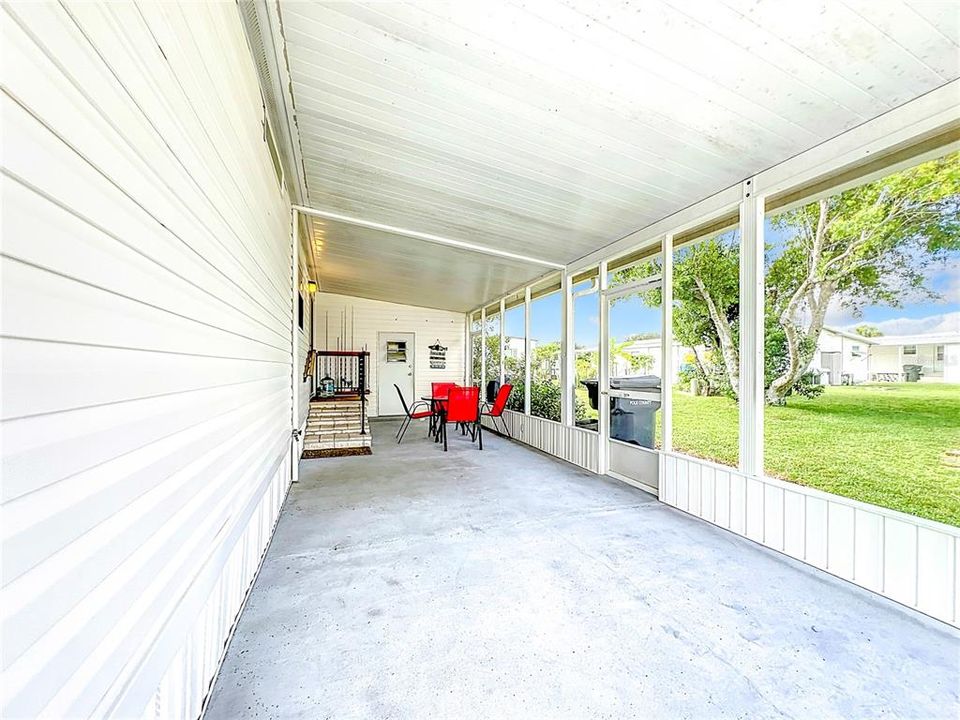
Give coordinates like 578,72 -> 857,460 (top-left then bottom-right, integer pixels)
206,418 -> 959,720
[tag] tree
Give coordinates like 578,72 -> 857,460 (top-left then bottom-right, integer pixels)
530,341 -> 562,421
853,324 -> 883,338
613,236 -> 740,398
765,153 -> 959,403
611,152 -> 959,405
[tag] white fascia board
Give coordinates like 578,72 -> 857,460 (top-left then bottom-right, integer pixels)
872,333 -> 960,346
756,80 -> 960,200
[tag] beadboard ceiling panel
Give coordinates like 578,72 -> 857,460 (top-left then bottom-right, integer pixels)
270,0 -> 959,311
307,218 -> 543,311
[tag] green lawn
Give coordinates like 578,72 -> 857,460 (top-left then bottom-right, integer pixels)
670,383 -> 960,527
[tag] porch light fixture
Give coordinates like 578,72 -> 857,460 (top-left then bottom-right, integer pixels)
307,280 -> 318,294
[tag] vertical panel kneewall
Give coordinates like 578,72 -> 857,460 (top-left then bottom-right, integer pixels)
662,454 -> 960,628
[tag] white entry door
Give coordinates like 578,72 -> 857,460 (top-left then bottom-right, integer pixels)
378,332 -> 415,416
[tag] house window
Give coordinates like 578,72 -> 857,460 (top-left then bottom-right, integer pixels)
936,345 -> 944,361
903,345 -> 917,355
298,292 -> 304,330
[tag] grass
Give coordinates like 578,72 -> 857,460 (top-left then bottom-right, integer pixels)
670,383 -> 960,527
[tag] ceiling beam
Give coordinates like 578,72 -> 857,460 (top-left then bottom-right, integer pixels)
292,205 -> 565,269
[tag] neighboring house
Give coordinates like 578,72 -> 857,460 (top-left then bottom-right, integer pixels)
615,338 -> 686,384
815,327 -> 872,384
863,332 -> 960,383
504,336 -> 526,360
814,327 -> 960,384
608,329 -> 960,387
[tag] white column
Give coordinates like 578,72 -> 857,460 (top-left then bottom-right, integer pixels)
480,305 -> 487,390
661,234 -> 673,454
598,260 -> 610,474
739,179 -> 765,477
561,272 -> 574,425
290,207 -> 300,482
524,287 -> 532,415
499,298 -> 506,385
464,313 -> 472,385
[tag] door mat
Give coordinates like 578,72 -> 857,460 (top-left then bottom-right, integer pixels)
302,447 -> 373,459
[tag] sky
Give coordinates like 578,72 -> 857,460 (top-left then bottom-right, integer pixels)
502,218 -> 959,344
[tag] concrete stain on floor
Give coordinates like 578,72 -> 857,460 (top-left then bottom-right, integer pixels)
205,418 -> 960,719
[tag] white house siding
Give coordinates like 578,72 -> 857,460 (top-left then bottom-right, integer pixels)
841,337 -> 870,383
616,339 -> 685,385
2,4 -> 293,719
314,293 -> 465,417
816,332 -> 869,384
868,344 -> 902,378
296,247 -> 314,446
945,344 -> 960,383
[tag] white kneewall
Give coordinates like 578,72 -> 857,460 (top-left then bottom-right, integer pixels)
2,4 -> 295,719
314,293 -> 465,416
662,454 -> 960,628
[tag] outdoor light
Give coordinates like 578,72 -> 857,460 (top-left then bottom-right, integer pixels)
307,280 -> 318,293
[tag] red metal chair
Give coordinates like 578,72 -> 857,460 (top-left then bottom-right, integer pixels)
429,382 -> 457,438
394,384 -> 432,444
441,385 -> 481,451
481,384 -> 512,438
431,382 -> 456,398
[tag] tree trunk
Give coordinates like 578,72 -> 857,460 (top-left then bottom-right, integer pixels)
766,199 -> 831,405
767,282 -> 835,404
690,346 -> 711,395
693,275 -> 739,399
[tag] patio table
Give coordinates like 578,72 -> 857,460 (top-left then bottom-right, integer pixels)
422,393 -> 482,443
421,395 -> 448,440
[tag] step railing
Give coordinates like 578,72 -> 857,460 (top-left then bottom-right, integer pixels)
314,351 -> 370,434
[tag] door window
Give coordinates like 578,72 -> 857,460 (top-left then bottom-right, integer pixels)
386,341 -> 407,362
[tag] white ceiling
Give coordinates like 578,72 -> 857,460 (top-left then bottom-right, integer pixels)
271,0 -> 959,312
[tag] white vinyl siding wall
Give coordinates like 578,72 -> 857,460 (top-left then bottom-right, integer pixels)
296,249 -> 314,440
313,293 -> 465,417
1,3 -> 293,718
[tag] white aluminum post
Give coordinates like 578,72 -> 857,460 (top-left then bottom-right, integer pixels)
465,313 -> 472,385
480,305 -> 487,391
561,271 -> 574,425
524,287 -> 532,415
598,260 -> 610,475
290,207 -> 300,483
661,234 -> 673,454
739,179 -> 765,477
499,298 -> 506,385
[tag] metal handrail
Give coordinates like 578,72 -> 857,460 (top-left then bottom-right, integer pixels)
314,350 -> 370,434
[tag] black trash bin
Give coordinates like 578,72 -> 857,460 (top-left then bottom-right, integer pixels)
610,376 -> 661,447
486,379 -> 501,402
902,364 -> 923,382
581,376 -> 662,447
